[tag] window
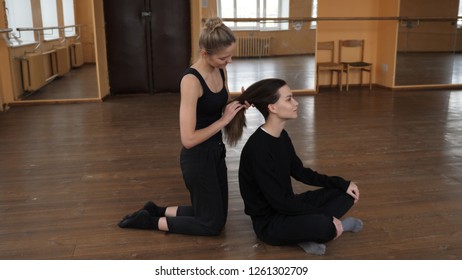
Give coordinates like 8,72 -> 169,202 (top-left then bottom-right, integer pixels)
311,0 -> 317,29
62,0 -> 76,37
218,0 -> 290,31
40,0 -> 59,40
458,1 -> 462,28
4,0 -> 35,45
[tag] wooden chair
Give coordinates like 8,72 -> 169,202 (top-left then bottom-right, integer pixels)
316,41 -> 343,92
339,39 -> 372,91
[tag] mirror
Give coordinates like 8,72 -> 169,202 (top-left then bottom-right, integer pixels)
5,0 -> 316,103
395,0 -> 462,86
226,42 -> 316,92
204,0 -> 316,93
5,0 -> 98,102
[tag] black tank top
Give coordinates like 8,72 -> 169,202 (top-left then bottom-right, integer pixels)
182,67 -> 228,143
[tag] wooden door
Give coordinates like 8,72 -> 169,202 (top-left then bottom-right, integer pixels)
103,0 -> 191,94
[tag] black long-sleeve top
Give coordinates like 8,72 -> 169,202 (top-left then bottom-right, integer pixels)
238,127 -> 350,218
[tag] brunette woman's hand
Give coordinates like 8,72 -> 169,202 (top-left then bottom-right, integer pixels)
333,217 -> 343,239
346,182 -> 360,204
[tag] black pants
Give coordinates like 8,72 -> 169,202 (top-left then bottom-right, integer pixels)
252,188 -> 354,245
166,141 -> 228,236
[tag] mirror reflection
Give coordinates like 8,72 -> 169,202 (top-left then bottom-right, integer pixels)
207,0 -> 316,92
3,0 -> 97,101
3,0 -> 316,103
227,46 -> 315,92
395,0 -> 462,86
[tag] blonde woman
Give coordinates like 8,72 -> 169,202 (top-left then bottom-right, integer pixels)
119,17 -> 246,236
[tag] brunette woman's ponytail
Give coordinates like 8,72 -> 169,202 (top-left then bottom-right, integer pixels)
224,79 -> 287,146
224,96 -> 247,146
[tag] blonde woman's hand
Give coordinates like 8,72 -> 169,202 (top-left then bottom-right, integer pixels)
222,100 -> 245,124
240,86 -> 254,110
243,100 -> 252,110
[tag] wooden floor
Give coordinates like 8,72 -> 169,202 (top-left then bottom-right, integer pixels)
395,52 -> 462,85
1,86 -> 462,260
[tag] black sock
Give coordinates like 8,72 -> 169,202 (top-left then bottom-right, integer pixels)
118,210 -> 159,230
123,201 -> 166,220
143,201 -> 166,217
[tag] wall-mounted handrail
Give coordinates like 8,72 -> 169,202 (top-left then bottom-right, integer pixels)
56,25 -> 81,46
1,28 -> 13,47
17,26 -> 60,50
63,24 -> 82,41
220,16 -> 462,23
16,24 -> 82,41
16,24 -> 82,33
14,24 -> 82,52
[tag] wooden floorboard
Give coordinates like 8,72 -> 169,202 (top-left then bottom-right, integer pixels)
1,87 -> 462,259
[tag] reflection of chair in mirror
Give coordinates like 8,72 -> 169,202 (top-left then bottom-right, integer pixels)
339,39 -> 372,91
316,41 -> 343,92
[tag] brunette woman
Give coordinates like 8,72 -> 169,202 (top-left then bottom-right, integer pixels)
225,79 -> 363,254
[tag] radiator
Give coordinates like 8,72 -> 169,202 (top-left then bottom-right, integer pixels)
42,50 -> 58,83
236,37 -> 271,57
21,53 -> 47,91
70,42 -> 84,68
53,46 -> 71,76
21,51 -> 59,92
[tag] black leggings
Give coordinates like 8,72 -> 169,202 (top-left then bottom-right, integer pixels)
166,141 -> 228,236
252,188 -> 354,245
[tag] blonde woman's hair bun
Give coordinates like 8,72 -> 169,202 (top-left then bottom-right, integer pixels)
204,17 -> 224,32
199,17 -> 235,55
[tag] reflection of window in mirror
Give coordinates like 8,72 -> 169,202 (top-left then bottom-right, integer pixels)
311,0 -> 317,29
40,0 -> 60,40
457,1 -> 462,28
217,0 -> 316,92
4,0 -> 34,45
62,0 -> 77,37
218,0 -> 290,31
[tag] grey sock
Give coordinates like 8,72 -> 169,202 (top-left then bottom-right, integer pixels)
297,242 -> 326,255
342,217 -> 363,233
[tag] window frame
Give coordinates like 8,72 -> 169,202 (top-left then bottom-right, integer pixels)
4,0 -> 36,45
310,0 -> 317,29
40,0 -> 60,41
458,1 -> 462,28
218,0 -> 290,31
62,0 -> 77,37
